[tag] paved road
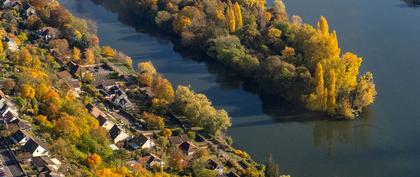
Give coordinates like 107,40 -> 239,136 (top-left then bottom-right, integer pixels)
0,139 -> 23,177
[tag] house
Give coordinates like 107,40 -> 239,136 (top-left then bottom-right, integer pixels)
22,3 -> 36,17
69,80 -> 82,94
4,37 -> 19,52
137,153 -> 164,169
32,156 -> 62,172
107,86 -> 133,109
69,62 -> 88,78
206,159 -> 224,175
179,141 -> 197,156
39,27 -> 59,41
98,115 -> 114,131
22,139 -> 49,157
56,70 -> 73,81
95,79 -> 117,90
168,134 -> 189,146
2,111 -> 18,124
2,0 -> 21,9
86,103 -> 103,118
128,133 -> 155,150
109,125 -> 129,143
11,130 -> 31,145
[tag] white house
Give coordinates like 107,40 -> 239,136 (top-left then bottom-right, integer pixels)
98,115 -> 114,131
2,0 -> 21,8
22,139 -> 49,157
128,133 -> 155,150
109,125 -> 129,144
11,130 -> 31,145
4,37 -> 19,52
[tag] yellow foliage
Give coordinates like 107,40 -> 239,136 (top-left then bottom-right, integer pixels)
73,47 -> 81,61
327,70 -> 336,113
315,63 -> 326,110
317,16 -> 329,35
19,48 -> 33,66
233,2 -> 243,29
21,84 -> 35,99
84,48 -> 95,65
172,15 -> 192,32
226,7 -> 236,32
268,27 -> 282,38
101,46 -> 115,58
86,153 -> 102,167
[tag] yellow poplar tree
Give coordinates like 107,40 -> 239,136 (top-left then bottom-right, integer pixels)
327,69 -> 337,113
317,16 -> 329,35
226,6 -> 236,32
315,63 -> 326,110
72,47 -> 81,61
233,2 -> 243,29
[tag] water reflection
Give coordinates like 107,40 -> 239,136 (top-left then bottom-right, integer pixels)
402,0 -> 420,7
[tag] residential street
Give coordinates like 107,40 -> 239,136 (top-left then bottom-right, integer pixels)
0,139 -> 23,177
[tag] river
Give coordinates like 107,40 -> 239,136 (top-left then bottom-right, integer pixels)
59,0 -> 420,176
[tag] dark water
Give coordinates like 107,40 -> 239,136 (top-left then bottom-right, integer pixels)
59,0 -> 420,176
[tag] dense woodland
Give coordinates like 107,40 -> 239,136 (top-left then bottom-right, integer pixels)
0,0 -> 282,176
109,0 -> 377,118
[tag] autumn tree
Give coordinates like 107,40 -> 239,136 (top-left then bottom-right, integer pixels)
142,112 -> 165,130
327,70 -> 337,113
86,153 -> 102,167
20,84 -> 35,99
137,61 -> 157,87
84,48 -> 95,64
172,15 -> 192,32
169,148 -> 187,171
353,72 -> 377,110
73,47 -> 81,61
233,2 -> 243,29
101,46 -> 115,58
315,63 -> 326,110
226,6 -> 236,32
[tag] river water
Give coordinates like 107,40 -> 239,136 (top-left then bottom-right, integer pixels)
60,0 -> 420,176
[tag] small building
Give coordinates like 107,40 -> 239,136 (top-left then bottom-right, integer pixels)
22,3 -> 36,17
107,86 -> 133,109
86,103 -> 103,118
2,111 -> 18,124
179,141 -> 197,156
168,134 -> 189,146
98,115 -> 114,131
109,125 -> 129,144
137,153 -> 164,169
2,0 -> 21,9
56,70 -> 73,81
206,159 -> 224,175
95,79 -> 117,90
11,130 -> 31,145
39,27 -> 59,41
128,133 -> 155,150
32,156 -> 62,172
69,62 -> 88,78
4,37 -> 19,52
69,80 -> 82,94
22,139 -> 49,157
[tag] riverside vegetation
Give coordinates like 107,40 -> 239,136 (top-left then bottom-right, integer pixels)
0,0 -> 290,176
103,0 -> 377,119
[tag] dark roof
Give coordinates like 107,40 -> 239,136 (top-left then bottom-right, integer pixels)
56,70 -> 72,80
138,153 -> 161,166
179,141 -> 197,155
131,133 -> 149,146
69,62 -> 87,76
206,159 -> 220,170
0,105 -> 8,114
22,139 -> 48,153
94,79 -> 117,88
69,80 -> 81,89
109,125 -> 123,140
86,103 -> 102,118
3,111 -> 18,123
11,130 -> 30,143
168,135 -> 189,145
32,156 -> 51,172
227,172 -> 240,177
97,115 -> 108,126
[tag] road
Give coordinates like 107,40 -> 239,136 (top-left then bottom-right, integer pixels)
0,139 -> 23,177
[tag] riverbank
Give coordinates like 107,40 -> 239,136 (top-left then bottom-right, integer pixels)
0,0 -> 282,176
92,0 -> 377,119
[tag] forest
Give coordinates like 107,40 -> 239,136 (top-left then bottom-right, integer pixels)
109,0 -> 377,119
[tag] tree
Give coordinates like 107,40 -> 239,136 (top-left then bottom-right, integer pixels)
49,39 -> 69,54
168,148 -> 187,171
86,153 -> 102,167
160,128 -> 172,137
315,63 -> 326,110
20,84 -> 35,99
266,155 -> 281,177
226,6 -> 236,32
317,16 -> 329,35
3,79 -> 16,92
272,0 -> 287,21
152,75 -> 174,102
172,15 -> 192,32
73,47 -> 81,61
233,2 -> 243,29
55,113 -> 81,140
101,46 -> 115,58
142,112 -> 165,130
327,70 -> 337,113
84,48 -> 95,64
137,61 -> 157,87
353,72 -> 376,109
18,48 -> 33,66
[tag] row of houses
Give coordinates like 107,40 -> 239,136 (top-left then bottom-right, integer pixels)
0,89 -> 64,176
